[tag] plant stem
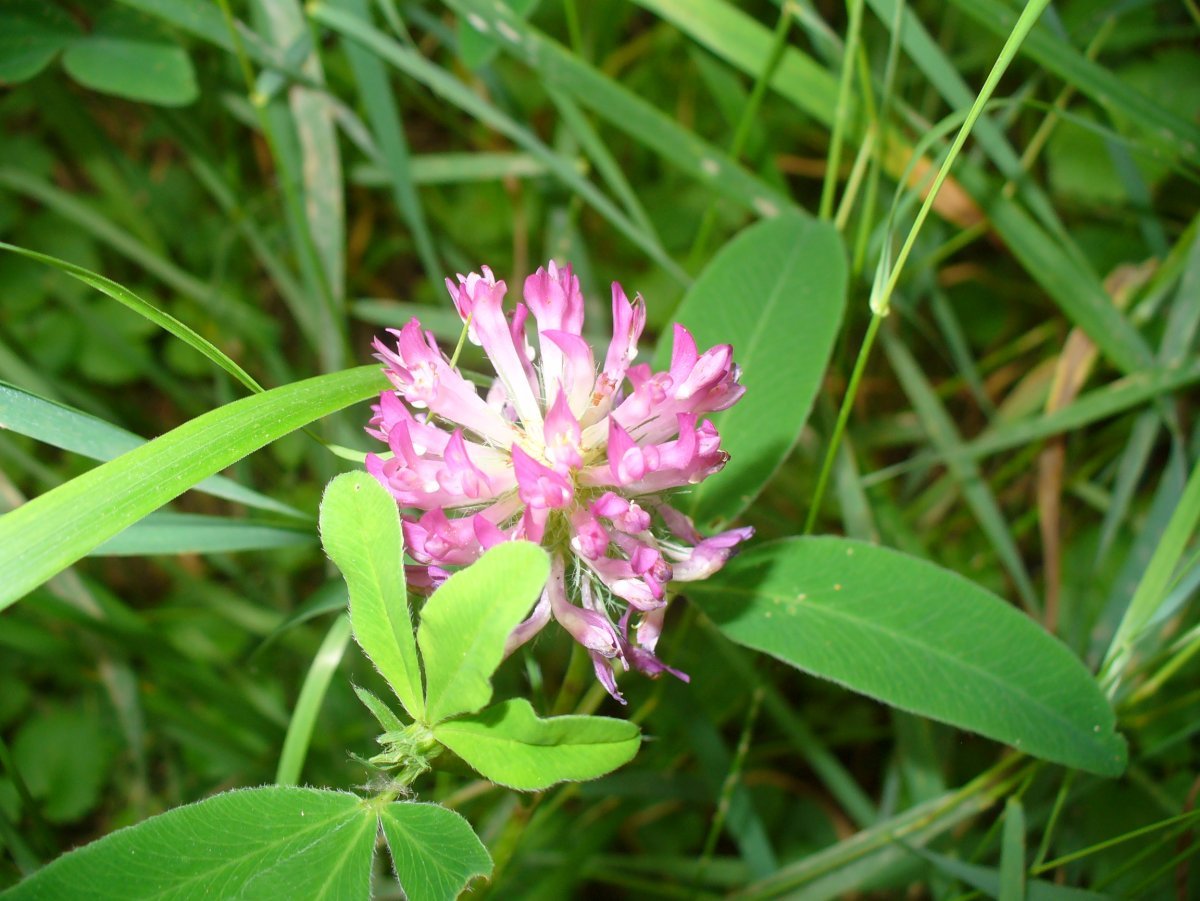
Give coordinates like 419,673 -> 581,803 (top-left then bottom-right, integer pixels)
804,312 -> 882,533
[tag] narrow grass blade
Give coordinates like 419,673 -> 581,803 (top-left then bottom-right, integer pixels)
547,86 -> 662,247
999,798 -> 1027,901
335,0 -> 441,289
948,0 -> 1200,163
632,0 -> 840,128
353,152 -> 549,185
442,0 -> 796,224
0,365 -> 387,612
309,2 -> 691,284
741,762 -> 1030,898
275,614 -> 352,785
91,512 -> 313,556
0,381 -> 304,518
1102,454 -> 1200,688
882,331 -> 1040,614
0,241 -> 263,394
0,171 -> 279,348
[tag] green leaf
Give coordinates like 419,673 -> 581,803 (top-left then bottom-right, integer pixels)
443,0 -> 794,224
457,0 -> 538,69
417,542 -> 549,723
911,846 -> 1110,901
12,705 -> 113,824
336,0 -> 441,290
276,615 -> 353,786
687,537 -> 1127,776
0,0 -> 81,83
91,512 -> 313,556
2,787 -> 376,899
631,0 -> 840,128
352,685 -> 406,734
656,214 -> 847,529
0,365 -> 387,613
0,380 -> 304,518
947,0 -> 1200,164
432,697 -> 641,790
379,802 -> 492,901
309,2 -> 689,283
0,242 -> 263,395
319,471 -> 424,721
61,6 -> 197,106
999,798 -> 1026,901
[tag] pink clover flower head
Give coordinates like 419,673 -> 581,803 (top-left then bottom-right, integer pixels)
367,261 -> 752,703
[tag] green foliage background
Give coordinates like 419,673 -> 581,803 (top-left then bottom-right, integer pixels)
1,0 -> 1198,897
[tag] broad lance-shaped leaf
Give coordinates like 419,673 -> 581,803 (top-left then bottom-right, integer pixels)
320,472 -> 424,720
687,537 -> 1126,776
2,787 -> 376,900
380,803 -> 492,901
433,697 -> 641,791
418,542 -> 550,723
655,214 -> 847,531
0,364 -> 387,613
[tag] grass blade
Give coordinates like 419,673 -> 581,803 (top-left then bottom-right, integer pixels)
0,365 -> 386,612
275,614 -> 353,785
0,381 -> 304,518
0,241 -> 264,394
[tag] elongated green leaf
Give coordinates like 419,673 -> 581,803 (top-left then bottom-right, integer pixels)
1102,455 -> 1200,686
882,331 -> 1039,614
61,6 -> 197,106
0,365 -> 387,613
948,0 -> 1200,163
335,0 -> 441,289
0,380 -> 303,517
433,698 -> 641,790
309,3 -> 690,284
999,798 -> 1026,901
744,761 -> 1029,898
444,0 -> 795,223
688,537 -> 1126,776
320,471 -> 424,720
353,152 -> 549,186
379,802 -> 492,901
910,846 -> 1110,901
633,0 -> 840,125
91,512 -> 313,556
0,241 -> 263,394
2,787 -> 375,900
258,0 -> 345,306
0,0 -> 80,83
656,214 -> 846,529
276,614 -> 353,786
418,542 -> 549,723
